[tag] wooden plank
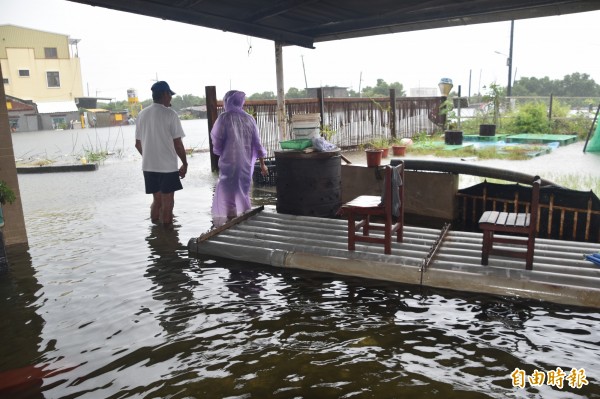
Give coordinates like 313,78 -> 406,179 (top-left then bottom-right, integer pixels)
197,206 -> 264,242
497,212 -> 509,225
515,213 -> 528,227
506,213 -> 517,226
342,195 -> 381,209
478,211 -> 497,224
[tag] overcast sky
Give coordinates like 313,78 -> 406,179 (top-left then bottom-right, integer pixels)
3,0 -> 600,101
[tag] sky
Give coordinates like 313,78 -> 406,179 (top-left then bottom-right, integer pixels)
3,0 -> 600,102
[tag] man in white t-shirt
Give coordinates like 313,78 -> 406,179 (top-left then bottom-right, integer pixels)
135,81 -> 188,225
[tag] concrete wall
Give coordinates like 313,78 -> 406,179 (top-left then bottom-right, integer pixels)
341,164 -> 458,221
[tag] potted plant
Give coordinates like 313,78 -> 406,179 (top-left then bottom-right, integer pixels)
391,138 -> 409,156
0,181 -> 16,228
320,124 -> 336,141
479,83 -> 504,136
368,137 -> 390,158
365,148 -> 383,167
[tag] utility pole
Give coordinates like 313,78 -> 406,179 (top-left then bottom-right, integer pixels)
507,20 -> 514,97
358,71 -> 363,97
301,55 -> 308,91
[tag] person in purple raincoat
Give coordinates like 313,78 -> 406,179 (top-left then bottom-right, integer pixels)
211,90 -> 268,225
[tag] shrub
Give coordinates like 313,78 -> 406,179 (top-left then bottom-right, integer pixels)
504,102 -> 551,134
0,181 -> 16,205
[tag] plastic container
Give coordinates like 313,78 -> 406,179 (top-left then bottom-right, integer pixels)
292,127 -> 320,139
291,113 -> 321,127
252,157 -> 277,186
280,139 -> 313,150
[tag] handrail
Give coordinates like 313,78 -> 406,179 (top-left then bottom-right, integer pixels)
391,159 -> 559,187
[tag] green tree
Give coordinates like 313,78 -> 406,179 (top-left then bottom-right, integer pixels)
170,94 -> 205,111
97,100 -> 129,112
361,79 -> 405,97
559,73 -> 600,96
248,91 -> 276,100
512,73 -> 600,97
285,87 -> 307,98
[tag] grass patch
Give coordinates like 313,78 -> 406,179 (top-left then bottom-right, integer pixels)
408,140 -> 548,160
545,173 -> 600,193
460,173 -> 600,193
83,148 -> 109,163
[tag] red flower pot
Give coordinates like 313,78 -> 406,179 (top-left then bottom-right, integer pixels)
365,149 -> 383,167
392,145 -> 406,156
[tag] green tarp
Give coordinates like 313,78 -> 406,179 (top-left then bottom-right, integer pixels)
585,118 -> 600,152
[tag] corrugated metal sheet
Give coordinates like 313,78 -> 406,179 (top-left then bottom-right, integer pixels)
66,0 -> 600,48
189,207 -> 600,308
36,101 -> 78,113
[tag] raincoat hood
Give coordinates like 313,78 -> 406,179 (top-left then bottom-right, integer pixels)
223,90 -> 246,112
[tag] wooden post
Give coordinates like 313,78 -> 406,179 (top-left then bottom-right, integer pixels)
390,89 -> 397,140
205,86 -> 219,172
275,42 -> 287,141
0,64 -> 27,247
317,88 -> 325,131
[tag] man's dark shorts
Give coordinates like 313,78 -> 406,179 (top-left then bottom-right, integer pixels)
143,171 -> 183,194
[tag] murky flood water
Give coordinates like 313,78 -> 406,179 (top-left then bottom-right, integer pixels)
1,121 -> 599,398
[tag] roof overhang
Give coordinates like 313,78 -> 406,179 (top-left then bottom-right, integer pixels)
66,0 -> 600,48
36,101 -> 79,114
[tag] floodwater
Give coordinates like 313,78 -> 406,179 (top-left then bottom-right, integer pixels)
1,121 -> 599,398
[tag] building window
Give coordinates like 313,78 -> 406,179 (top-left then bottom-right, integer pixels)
2,78 -> 8,84
19,69 -> 30,77
51,117 -> 67,130
47,71 -> 60,88
44,47 -> 58,59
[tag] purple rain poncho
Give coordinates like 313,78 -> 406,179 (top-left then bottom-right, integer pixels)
211,90 -> 267,222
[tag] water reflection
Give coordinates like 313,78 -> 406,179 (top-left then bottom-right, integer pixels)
0,246 -> 49,398
144,223 -> 197,336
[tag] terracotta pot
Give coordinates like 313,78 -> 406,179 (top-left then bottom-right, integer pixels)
365,149 -> 383,167
380,147 -> 389,158
392,145 -> 406,156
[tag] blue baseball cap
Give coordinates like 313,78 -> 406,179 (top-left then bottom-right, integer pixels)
151,81 -> 175,95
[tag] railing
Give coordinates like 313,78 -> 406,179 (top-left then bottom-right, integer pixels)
456,181 -> 600,243
216,94 -> 444,156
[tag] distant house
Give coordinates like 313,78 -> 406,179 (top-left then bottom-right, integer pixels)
306,86 -> 348,98
6,95 -> 37,132
0,25 -> 84,103
180,105 -> 207,119
76,97 -> 112,110
410,87 -> 438,97
110,110 -> 130,126
36,101 -> 79,130
82,108 -> 110,128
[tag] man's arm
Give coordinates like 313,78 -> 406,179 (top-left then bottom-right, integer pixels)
135,139 -> 142,155
173,137 -> 188,178
258,157 -> 268,176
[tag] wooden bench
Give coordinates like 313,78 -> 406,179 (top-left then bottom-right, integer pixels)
478,176 -> 541,270
338,162 -> 404,254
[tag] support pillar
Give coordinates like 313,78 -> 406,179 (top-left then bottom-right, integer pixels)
0,64 -> 28,248
205,86 -> 219,172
